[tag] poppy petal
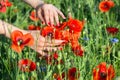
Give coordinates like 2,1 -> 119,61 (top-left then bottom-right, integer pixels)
11,30 -> 23,42
11,43 -> 24,53
22,33 -> 34,46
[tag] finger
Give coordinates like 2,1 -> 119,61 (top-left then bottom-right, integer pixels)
43,9 -> 50,25
36,47 -> 58,56
38,39 -> 65,47
53,10 -> 59,26
53,39 -> 66,45
37,9 -> 45,24
36,41 -> 56,47
49,10 -> 54,26
56,8 -> 66,19
37,50 -> 48,56
38,42 -> 59,47
37,46 -> 59,52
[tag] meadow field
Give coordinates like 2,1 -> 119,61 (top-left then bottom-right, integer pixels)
0,0 -> 120,80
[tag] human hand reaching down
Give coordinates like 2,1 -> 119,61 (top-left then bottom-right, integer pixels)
36,4 -> 66,26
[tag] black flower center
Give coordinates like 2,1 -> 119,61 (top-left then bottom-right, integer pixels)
17,39 -> 23,46
0,4 -> 2,8
104,4 -> 109,8
70,72 -> 76,77
100,72 -> 107,78
47,32 -> 53,37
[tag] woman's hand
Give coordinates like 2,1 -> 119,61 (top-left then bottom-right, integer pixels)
36,4 -> 66,26
27,30 -> 64,56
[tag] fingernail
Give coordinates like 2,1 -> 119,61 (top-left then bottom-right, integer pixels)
63,16 -> 66,19
47,22 -> 51,26
50,23 -> 53,27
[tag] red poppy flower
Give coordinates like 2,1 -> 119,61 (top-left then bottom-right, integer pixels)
71,40 -> 79,48
70,32 -> 80,41
106,27 -> 119,35
11,30 -> 34,53
41,26 -> 54,38
67,18 -> 84,33
54,29 -> 63,40
93,62 -> 115,80
53,52 -> 58,60
99,1 -> 114,12
0,1 -> 6,13
72,44 -> 84,57
54,30 -> 69,45
29,10 -> 39,21
18,59 -> 36,72
5,0 -> 12,7
61,30 -> 70,42
54,22 -> 67,30
68,67 -> 80,80
107,65 -> 115,80
28,25 -> 41,30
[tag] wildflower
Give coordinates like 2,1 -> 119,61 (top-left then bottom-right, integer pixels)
28,25 -> 41,30
5,0 -> 12,7
54,29 -> 63,40
110,38 -> 119,43
0,1 -> 6,13
99,1 -> 114,12
67,17 -> 84,33
93,62 -> 115,80
68,67 -> 80,80
0,0 -> 12,13
61,30 -> 70,42
40,65 -> 46,72
41,26 -> 54,38
71,40 -> 79,48
106,27 -> 119,35
71,44 -> 84,57
11,30 -> 34,53
54,22 -> 67,30
18,59 -> 36,72
83,36 -> 89,41
29,10 -> 39,21
53,52 -> 59,60
70,32 -> 80,41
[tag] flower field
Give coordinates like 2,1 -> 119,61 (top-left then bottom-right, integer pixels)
0,0 -> 120,80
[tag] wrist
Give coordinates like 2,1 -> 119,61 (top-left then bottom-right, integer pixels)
35,2 -> 45,10
23,0 -> 44,9
34,1 -> 44,9
0,20 -> 5,34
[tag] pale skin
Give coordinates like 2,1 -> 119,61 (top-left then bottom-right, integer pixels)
0,0 -> 66,56
23,0 -> 66,26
